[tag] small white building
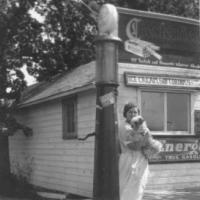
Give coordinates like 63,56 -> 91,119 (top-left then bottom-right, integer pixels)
9,7 -> 200,198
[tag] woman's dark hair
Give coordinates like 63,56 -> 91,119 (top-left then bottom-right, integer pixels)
123,102 -> 140,118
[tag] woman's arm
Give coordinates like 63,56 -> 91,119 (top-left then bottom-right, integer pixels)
119,122 -> 145,151
126,140 -> 144,150
124,129 -> 145,150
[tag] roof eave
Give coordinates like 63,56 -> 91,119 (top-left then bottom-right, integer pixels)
18,82 -> 96,108
117,7 -> 199,25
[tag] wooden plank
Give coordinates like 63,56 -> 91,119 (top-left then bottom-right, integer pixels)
150,163 -> 200,170
149,168 -> 200,178
23,148 -> 93,157
33,171 -> 93,185
148,182 -> 200,190
33,155 -> 93,163
33,159 -> 93,170
32,178 -> 79,192
34,165 -> 93,176
149,175 -> 200,185
37,192 -> 66,200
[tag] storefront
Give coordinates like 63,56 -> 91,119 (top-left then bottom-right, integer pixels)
117,8 -> 200,190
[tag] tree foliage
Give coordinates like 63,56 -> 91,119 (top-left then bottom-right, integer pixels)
147,0 -> 199,19
0,0 -> 36,134
24,0 -> 97,82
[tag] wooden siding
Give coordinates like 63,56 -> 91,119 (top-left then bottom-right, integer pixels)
148,163 -> 200,190
9,90 -> 96,197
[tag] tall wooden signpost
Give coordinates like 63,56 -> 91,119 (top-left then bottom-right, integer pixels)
93,4 -> 121,200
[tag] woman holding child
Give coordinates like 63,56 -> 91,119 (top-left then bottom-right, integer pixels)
119,102 -> 149,200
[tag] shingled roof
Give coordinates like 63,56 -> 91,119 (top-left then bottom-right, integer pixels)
19,61 -> 96,107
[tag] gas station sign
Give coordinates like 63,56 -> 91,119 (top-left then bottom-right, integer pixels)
150,136 -> 200,163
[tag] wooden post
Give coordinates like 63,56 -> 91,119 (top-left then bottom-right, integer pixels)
93,4 -> 121,200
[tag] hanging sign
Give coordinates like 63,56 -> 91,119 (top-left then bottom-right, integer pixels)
99,92 -> 115,107
124,40 -> 144,57
124,39 -> 162,60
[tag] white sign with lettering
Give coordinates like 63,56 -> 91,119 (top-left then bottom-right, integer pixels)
99,92 -> 115,107
125,73 -> 200,89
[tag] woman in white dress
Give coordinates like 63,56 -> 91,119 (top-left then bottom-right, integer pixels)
119,103 -> 149,200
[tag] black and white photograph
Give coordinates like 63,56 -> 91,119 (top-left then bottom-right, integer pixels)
0,0 -> 199,200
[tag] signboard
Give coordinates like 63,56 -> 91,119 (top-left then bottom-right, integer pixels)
124,39 -> 162,60
99,92 -> 115,107
128,57 -> 200,69
118,8 -> 200,67
125,73 -> 200,89
124,40 -> 144,57
150,135 -> 200,163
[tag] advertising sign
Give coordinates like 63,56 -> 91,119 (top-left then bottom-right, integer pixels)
150,136 -> 200,163
125,73 -> 200,89
118,8 -> 200,68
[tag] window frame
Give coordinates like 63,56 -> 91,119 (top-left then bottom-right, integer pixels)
62,96 -> 78,140
139,88 -> 192,135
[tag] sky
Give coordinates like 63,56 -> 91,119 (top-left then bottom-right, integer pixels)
28,8 -> 45,23
21,65 -> 37,86
20,9 -> 45,86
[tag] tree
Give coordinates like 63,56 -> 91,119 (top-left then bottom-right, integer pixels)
147,0 -> 199,19
23,0 -> 97,82
105,0 -> 199,19
0,0 -> 37,100
0,0 -> 37,137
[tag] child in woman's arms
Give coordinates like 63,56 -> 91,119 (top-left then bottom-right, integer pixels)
129,115 -> 163,159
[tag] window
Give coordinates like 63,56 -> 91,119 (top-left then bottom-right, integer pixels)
62,96 -> 77,139
141,91 -> 190,134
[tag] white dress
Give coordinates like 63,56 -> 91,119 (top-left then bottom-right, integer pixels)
119,121 -> 149,200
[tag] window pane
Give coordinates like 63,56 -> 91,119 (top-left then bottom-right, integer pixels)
167,93 -> 189,131
141,92 -> 164,131
67,102 -> 75,132
62,97 -> 77,139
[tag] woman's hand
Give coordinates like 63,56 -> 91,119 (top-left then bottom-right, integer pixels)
143,132 -> 152,146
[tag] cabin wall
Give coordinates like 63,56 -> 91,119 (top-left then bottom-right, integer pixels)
9,90 -> 96,197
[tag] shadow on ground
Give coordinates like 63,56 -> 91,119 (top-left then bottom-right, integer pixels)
0,174 -> 38,200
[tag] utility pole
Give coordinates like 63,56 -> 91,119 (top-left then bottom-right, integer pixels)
93,4 -> 121,200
